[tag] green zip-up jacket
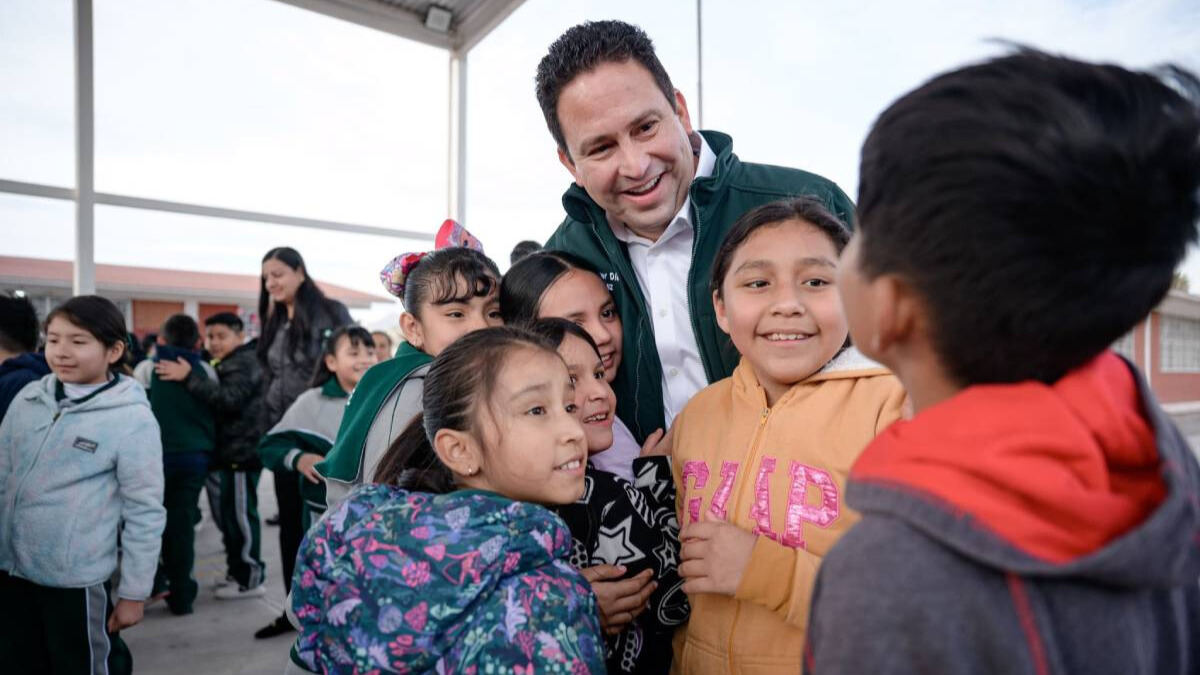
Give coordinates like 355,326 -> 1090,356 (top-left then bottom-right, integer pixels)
134,357 -> 218,455
545,130 -> 855,443
314,341 -> 432,509
258,378 -> 348,516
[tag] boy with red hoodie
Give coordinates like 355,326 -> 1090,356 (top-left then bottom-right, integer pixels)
805,51 -> 1200,674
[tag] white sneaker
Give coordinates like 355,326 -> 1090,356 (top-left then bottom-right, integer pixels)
215,584 -> 266,600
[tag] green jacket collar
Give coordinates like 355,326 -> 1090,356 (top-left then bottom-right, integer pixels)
321,377 -> 349,399
315,342 -> 433,482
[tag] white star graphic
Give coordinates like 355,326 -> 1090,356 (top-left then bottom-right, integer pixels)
594,515 -> 644,566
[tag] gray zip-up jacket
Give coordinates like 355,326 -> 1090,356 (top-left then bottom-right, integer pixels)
804,357 -> 1200,674
0,374 -> 166,600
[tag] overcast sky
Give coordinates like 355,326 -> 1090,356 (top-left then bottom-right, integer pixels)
2,0 -> 1198,323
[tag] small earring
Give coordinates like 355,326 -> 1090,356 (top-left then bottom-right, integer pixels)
467,466 -> 478,476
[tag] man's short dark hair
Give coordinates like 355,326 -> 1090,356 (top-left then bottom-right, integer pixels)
0,294 -> 39,353
510,240 -> 543,266
856,49 -> 1200,385
536,20 -> 676,158
204,312 -> 244,333
161,314 -> 201,350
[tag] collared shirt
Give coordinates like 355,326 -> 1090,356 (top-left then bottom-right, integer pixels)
588,416 -> 642,482
609,134 -> 717,427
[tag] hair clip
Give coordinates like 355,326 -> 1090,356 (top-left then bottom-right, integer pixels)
435,219 -> 484,253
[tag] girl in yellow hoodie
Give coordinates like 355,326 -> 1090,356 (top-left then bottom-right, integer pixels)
671,198 -> 906,674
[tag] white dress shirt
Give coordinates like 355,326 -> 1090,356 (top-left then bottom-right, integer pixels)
609,135 -> 717,427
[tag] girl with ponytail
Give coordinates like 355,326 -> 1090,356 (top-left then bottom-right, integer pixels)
289,327 -> 605,674
316,221 -> 503,509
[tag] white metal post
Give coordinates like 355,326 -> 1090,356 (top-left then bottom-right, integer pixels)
447,50 -> 467,224
73,0 -> 96,295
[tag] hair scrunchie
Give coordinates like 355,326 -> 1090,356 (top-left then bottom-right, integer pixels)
379,251 -> 429,299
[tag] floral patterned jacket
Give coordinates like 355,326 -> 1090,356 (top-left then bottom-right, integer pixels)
290,485 -> 606,674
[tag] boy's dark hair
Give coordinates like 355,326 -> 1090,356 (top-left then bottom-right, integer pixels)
373,326 -> 557,492
45,296 -> 131,375
0,293 -> 40,353
536,20 -> 676,158
510,240 -> 544,265
310,325 -> 374,388
856,50 -> 1200,385
204,312 -> 244,333
500,250 -> 603,325
711,198 -> 851,298
402,247 -> 501,319
160,314 -> 201,350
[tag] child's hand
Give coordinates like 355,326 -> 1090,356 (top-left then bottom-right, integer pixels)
638,427 -> 673,458
154,357 -> 192,382
580,566 -> 656,635
107,599 -> 145,633
679,511 -> 757,596
295,454 -> 323,484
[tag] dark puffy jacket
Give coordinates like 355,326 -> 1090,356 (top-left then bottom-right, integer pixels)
0,352 -> 50,424
184,341 -> 265,469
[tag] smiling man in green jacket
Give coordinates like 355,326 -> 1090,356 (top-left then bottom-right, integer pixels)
538,20 -> 855,443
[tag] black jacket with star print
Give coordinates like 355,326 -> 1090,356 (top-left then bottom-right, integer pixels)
555,455 -> 689,675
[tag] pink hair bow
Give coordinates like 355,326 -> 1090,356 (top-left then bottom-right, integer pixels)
379,220 -> 484,299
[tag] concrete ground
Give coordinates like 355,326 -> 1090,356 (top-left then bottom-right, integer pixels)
125,424 -> 1200,675
123,470 -> 294,674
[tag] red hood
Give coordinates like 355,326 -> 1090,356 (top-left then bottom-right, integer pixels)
851,351 -> 1165,564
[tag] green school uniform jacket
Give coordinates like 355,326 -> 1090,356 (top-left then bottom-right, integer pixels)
134,358 -> 218,456
314,341 -> 432,508
257,378 -> 348,516
545,130 -> 856,443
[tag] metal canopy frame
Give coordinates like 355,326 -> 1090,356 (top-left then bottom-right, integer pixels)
2,0 -> 526,294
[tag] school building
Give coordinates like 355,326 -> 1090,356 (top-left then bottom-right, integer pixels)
1110,290 -> 1200,410
0,254 -> 390,338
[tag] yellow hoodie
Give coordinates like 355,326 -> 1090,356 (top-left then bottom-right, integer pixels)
671,348 -> 906,674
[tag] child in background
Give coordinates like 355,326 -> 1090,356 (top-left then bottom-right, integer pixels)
291,327 -> 603,674
155,312 -> 267,600
671,198 -> 906,672
317,242 -> 503,509
0,293 -> 49,424
259,326 -> 375,529
0,296 -> 165,674
529,317 -> 686,675
805,52 -> 1200,674
135,314 -> 218,616
370,330 -> 393,362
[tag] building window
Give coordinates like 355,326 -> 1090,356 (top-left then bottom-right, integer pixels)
1160,315 -> 1200,372
1111,331 -> 1135,361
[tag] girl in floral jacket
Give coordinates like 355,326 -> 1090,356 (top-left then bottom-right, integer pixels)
288,327 -> 605,674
